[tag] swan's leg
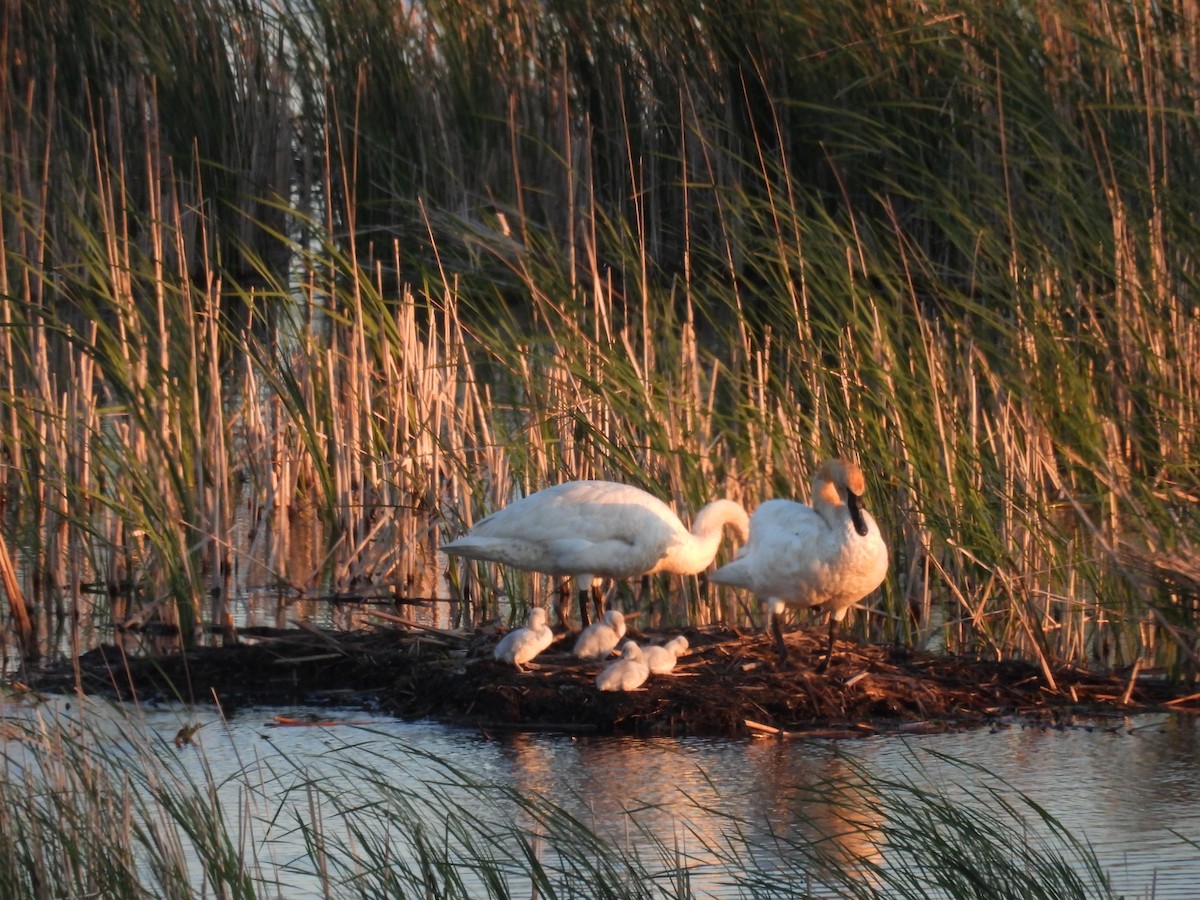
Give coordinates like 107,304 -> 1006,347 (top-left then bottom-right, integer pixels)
591,583 -> 605,621
815,616 -> 836,673
637,574 -> 653,621
577,588 -> 592,628
633,578 -> 662,628
771,602 -> 790,663
556,581 -> 572,630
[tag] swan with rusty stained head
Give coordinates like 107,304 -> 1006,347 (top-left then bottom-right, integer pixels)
709,458 -> 888,672
441,481 -> 748,627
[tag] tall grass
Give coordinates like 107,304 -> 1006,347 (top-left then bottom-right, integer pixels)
1,0 -> 1198,671
0,700 -> 1122,898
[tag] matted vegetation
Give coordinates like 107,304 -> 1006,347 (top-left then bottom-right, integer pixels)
2,0 -> 1199,679
28,621 -> 1196,739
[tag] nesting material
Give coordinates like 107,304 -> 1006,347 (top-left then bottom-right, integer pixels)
28,622 -> 1197,740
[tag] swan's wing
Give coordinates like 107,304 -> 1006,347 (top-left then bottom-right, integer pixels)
439,534 -> 573,572
641,645 -> 676,673
745,499 -> 827,542
446,481 -> 682,577
493,626 -> 524,662
708,500 -> 844,602
533,625 -> 556,655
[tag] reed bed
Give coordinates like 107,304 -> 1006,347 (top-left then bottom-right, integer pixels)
0,700 -> 1121,898
1,0 -> 1198,674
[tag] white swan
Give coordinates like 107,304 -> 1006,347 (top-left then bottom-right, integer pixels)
441,481 -> 749,627
641,635 -> 689,674
595,641 -> 650,691
709,458 -> 888,672
572,609 -> 626,660
493,607 -> 555,670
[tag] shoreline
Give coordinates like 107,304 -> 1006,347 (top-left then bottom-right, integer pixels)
19,623 -> 1198,739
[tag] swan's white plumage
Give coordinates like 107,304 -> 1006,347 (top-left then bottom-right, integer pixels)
710,459 -> 888,670
595,641 -> 650,691
441,481 -> 749,626
641,635 -> 689,674
573,609 -> 626,660
493,607 -> 554,669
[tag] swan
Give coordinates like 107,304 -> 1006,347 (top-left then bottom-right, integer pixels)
709,458 -> 888,672
641,635 -> 689,674
441,481 -> 749,627
573,609 -> 626,660
595,641 -> 650,691
493,607 -> 555,670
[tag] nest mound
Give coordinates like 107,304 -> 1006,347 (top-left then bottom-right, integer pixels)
24,621 -> 1196,738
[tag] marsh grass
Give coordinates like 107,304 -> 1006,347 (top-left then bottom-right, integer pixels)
1,0 -> 1199,672
0,702 -> 1122,898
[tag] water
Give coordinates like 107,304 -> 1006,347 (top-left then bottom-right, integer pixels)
13,698 -> 1194,898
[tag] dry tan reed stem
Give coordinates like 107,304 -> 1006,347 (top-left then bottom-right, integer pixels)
0,530 -> 35,660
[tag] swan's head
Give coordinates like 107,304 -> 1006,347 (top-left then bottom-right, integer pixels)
815,458 -> 872,537
528,607 -> 548,629
605,609 -> 625,628
665,635 -> 689,655
618,641 -> 642,660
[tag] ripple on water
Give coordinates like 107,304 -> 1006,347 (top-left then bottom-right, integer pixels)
8,699 -> 1197,898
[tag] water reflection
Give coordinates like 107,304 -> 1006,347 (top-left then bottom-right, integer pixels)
1,492 -> 456,671
233,714 -> 1200,897
3,697 -> 1196,898
742,739 -> 884,889
490,732 -> 739,889
869,718 -> 1200,899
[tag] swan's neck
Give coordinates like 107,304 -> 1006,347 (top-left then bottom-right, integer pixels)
813,478 -> 851,530
662,499 -> 748,575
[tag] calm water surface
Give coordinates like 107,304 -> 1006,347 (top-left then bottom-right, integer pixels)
31,699 -> 1196,898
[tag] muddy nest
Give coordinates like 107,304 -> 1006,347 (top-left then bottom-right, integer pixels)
23,621 -> 1199,738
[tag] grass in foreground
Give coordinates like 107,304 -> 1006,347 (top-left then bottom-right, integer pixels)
0,699 -> 1122,899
